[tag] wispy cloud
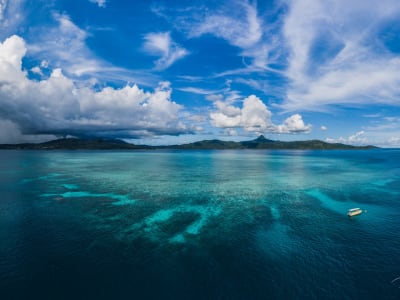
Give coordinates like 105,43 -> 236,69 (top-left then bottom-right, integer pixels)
154,0 -> 400,113
28,13 -> 99,76
282,0 -> 400,111
386,136 -> 400,147
89,0 -> 106,8
364,116 -> 400,131
0,0 -> 7,20
0,0 -> 24,40
153,0 -> 280,73
27,12 -> 156,86
189,0 -> 277,72
143,32 -> 188,70
177,87 -> 220,95
176,75 -> 205,82
191,1 -> 262,50
324,116 -> 400,147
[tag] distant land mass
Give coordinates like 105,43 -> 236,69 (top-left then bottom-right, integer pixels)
0,135 -> 377,150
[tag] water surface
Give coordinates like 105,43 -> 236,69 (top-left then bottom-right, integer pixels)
0,149 -> 399,299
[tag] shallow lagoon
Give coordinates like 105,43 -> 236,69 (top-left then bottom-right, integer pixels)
0,149 -> 399,299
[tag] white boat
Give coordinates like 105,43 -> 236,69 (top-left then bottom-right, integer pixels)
347,208 -> 362,217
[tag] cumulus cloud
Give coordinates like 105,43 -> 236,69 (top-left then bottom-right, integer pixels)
0,35 -> 190,140
275,114 -> 312,134
240,95 -> 273,132
326,131 -> 368,145
143,32 -> 188,70
321,125 -> 327,131
89,0 -> 106,8
282,0 -> 400,111
210,95 -> 311,134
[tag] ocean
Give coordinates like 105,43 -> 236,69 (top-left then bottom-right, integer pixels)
0,149 -> 399,299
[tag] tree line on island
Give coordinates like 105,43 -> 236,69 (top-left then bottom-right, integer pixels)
0,135 -> 377,150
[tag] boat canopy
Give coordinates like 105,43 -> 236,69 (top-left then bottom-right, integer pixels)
348,208 -> 361,212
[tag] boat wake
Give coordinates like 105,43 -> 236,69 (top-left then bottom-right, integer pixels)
391,276 -> 400,288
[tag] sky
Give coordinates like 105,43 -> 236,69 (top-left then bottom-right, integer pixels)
0,0 -> 400,146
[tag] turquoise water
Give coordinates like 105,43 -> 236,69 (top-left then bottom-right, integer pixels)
0,149 -> 399,299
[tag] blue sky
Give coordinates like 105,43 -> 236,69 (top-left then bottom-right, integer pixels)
0,0 -> 400,146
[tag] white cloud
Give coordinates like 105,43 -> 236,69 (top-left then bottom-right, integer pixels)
348,130 -> 366,143
387,136 -> 400,147
89,0 -> 106,8
177,87 -> 218,95
40,60 -> 49,68
364,116 -> 400,131
359,117 -> 400,147
326,131 -> 367,145
0,34 -> 26,81
27,13 -> 155,86
0,35 -> 190,140
192,1 -> 262,50
325,129 -> 400,147
0,0 -> 24,40
28,13 -> 95,77
143,32 -> 188,70
282,0 -> 400,111
225,128 -> 238,136
275,114 -> 312,134
321,125 -> 327,131
156,1 -> 275,71
210,95 -> 311,134
30,66 -> 42,75
0,0 -> 7,20
241,95 -> 273,132
190,0 -> 276,71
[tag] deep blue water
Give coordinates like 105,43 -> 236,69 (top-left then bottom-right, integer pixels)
0,149 -> 399,299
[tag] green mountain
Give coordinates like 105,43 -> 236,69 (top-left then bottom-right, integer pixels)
0,138 -> 153,150
168,135 -> 376,150
0,135 -> 377,150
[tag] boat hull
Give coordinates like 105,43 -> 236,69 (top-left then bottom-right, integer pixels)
348,209 -> 362,217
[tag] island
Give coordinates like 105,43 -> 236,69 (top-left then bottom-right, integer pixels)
0,135 -> 377,150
